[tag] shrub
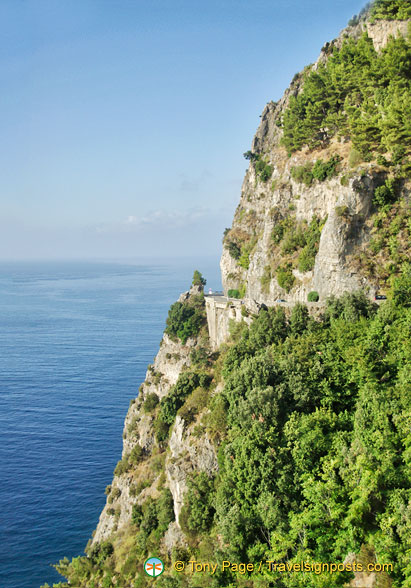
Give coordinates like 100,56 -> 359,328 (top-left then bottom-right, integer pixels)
298,246 -> 316,272
228,289 -> 241,299
190,347 -> 209,367
180,472 -> 215,534
129,480 -> 150,497
312,155 -> 341,181
114,457 -> 129,476
238,250 -> 250,269
276,264 -> 295,292
192,270 -> 206,287
129,444 -> 144,466
156,488 -> 175,533
131,504 -> 143,526
243,150 -> 258,161
89,541 -> 114,565
143,393 -> 159,413
179,386 -> 210,425
291,156 -> 340,186
392,145 -> 406,165
373,178 -> 397,208
154,417 -> 169,443
282,225 -> 306,254
227,241 -> 241,260
260,266 -> 272,292
158,371 -> 203,426
297,217 -> 322,272
291,163 -> 313,186
165,300 -> 205,345
377,154 -> 389,167
255,158 -> 273,182
271,223 -> 285,244
308,291 -> 320,302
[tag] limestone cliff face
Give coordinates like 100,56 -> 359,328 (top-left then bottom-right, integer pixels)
220,18 -> 410,307
88,14 -> 408,588
92,288 -> 218,547
92,330 -> 193,544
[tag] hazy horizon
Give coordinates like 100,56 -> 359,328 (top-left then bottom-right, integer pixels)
1,0 -> 366,259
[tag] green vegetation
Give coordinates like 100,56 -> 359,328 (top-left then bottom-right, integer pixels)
275,262 -> 295,292
373,177 -> 398,207
370,0 -> 411,21
244,150 -> 273,182
281,32 -> 411,162
268,215 -> 324,286
143,392 -> 159,413
226,240 -> 241,259
165,294 -> 206,345
238,248 -> 250,269
179,472 -> 215,535
228,284 -> 246,298
191,270 -> 206,287
291,155 -> 341,186
254,157 -> 273,182
44,274 -> 411,587
354,197 -> 410,286
158,372 -> 205,427
42,7 -> 411,588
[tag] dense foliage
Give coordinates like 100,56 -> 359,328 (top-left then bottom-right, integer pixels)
46,279 -> 410,588
41,8 -> 411,588
281,32 -> 411,161
208,285 -> 410,588
370,0 -> 411,21
165,294 -> 206,345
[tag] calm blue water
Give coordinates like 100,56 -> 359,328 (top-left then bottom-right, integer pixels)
0,259 -> 220,588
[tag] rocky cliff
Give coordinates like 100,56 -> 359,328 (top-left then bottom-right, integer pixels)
48,5 -> 410,588
93,5 -> 410,572
221,17 -> 410,309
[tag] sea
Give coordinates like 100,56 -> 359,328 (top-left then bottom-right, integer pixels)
0,259 -> 221,588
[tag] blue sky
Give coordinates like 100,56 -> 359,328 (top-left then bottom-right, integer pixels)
0,0 -> 365,260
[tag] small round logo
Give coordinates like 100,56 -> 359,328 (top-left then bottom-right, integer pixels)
144,556 -> 164,577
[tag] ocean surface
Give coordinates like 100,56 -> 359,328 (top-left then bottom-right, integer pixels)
0,259 -> 220,588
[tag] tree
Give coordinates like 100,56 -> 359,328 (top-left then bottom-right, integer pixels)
192,270 -> 206,287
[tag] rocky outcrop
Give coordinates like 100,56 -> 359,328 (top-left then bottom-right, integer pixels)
92,297 -> 198,545
166,416 -> 218,523
89,14 -> 409,588
366,19 -> 409,51
220,17 -> 410,307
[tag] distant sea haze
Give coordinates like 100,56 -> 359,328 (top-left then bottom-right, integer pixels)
0,259 -> 220,588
